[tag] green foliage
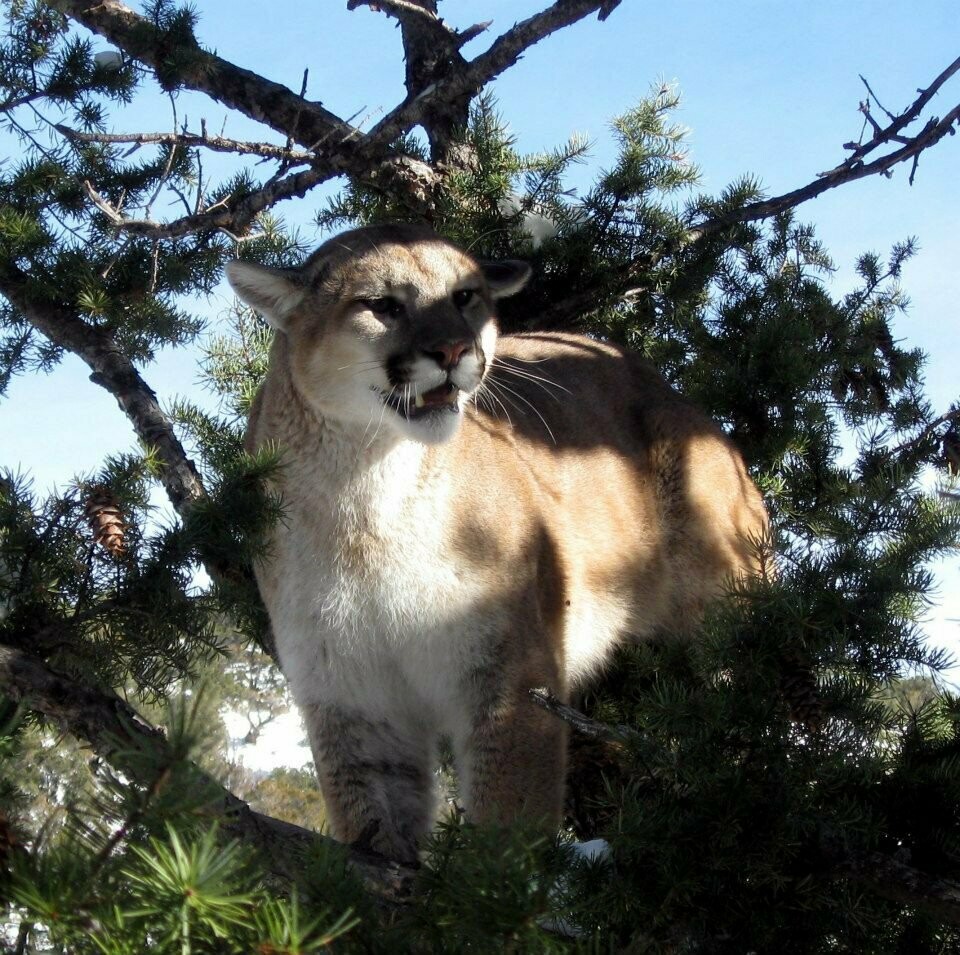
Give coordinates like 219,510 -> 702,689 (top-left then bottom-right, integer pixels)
2,9 -> 960,950
407,822 -> 573,953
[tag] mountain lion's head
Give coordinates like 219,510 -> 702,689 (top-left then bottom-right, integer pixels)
226,224 -> 530,444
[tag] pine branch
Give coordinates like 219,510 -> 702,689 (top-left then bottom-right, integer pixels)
886,407 -> 960,462
366,0 -> 623,149
0,640 -> 416,901
828,844 -> 960,927
534,691 -> 960,927
537,56 -> 960,330
0,260 -> 204,516
350,0 -> 470,162
47,0 -> 439,207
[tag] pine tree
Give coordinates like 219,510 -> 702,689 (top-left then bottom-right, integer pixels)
1,1 -> 959,951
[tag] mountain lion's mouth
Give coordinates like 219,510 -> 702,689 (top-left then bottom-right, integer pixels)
382,382 -> 461,419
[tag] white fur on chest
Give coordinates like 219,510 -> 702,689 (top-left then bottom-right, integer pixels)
262,434 -> 482,718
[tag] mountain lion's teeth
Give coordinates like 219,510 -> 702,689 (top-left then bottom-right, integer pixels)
414,393 -> 425,409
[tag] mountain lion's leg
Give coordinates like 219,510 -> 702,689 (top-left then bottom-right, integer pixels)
453,663 -> 568,831
302,702 -> 435,863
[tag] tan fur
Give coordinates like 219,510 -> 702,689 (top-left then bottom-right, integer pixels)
228,224 -> 768,862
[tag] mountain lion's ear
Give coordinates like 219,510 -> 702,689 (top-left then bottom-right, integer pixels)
225,260 -> 306,330
480,259 -> 532,299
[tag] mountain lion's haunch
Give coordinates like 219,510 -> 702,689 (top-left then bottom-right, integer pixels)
227,224 -> 768,863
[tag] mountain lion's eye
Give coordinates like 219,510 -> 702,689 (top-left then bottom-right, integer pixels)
452,289 -> 476,308
363,296 -> 404,318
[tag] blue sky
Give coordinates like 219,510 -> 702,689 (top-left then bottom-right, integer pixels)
2,0 -> 958,663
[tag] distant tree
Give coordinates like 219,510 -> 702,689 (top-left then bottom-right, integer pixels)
1,1 -> 959,951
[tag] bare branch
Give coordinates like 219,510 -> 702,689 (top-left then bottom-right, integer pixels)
52,0 -> 619,221
456,21 -> 493,48
697,104 -> 960,237
349,0 -> 449,29
840,55 -> 960,168
350,0 -> 472,161
50,0 -> 350,144
466,0 -> 622,78
0,640 -> 415,901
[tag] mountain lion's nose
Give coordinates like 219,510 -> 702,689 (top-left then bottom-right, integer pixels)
423,340 -> 471,369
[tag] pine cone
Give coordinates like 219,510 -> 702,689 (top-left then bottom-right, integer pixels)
84,485 -> 128,558
780,651 -> 825,733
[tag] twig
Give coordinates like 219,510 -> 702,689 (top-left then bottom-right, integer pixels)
528,687 -> 635,744
859,73 -> 898,123
140,92 -> 181,222
56,125 -> 316,164
700,107 -> 960,236
840,55 -> 960,168
81,165 -> 330,239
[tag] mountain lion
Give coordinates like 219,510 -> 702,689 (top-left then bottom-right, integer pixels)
227,223 -> 768,863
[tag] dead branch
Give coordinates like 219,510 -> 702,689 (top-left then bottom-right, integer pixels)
49,0 -> 350,145
348,0 -> 451,35
352,0 -> 469,161
695,102 -> 960,237
840,56 -> 960,168
687,56 -> 960,239
52,0 -> 620,226
0,640 -> 416,901
347,0 -> 492,48
466,0 -> 622,84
